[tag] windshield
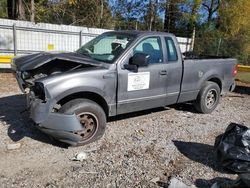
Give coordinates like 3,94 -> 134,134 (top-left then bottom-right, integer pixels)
76,33 -> 136,63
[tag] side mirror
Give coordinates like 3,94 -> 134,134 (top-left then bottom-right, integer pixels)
124,53 -> 149,72
130,53 -> 149,67
124,64 -> 138,72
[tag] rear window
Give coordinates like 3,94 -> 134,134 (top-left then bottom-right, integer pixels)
165,37 -> 178,62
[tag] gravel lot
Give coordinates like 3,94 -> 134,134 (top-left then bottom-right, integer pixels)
0,73 -> 249,188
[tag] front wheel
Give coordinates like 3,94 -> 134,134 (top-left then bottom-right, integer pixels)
194,81 -> 221,114
59,99 -> 106,146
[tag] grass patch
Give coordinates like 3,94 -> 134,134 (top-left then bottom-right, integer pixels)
236,72 -> 250,83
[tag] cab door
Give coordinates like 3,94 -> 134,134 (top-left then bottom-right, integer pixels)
117,36 -> 170,114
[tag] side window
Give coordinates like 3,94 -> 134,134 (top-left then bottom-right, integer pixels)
133,37 -> 163,63
165,37 -> 178,62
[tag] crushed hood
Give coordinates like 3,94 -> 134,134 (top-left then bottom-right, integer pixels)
13,52 -> 107,71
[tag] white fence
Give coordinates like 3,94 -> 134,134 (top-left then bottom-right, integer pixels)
0,18 -> 192,56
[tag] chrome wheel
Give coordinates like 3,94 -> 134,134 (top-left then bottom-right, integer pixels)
205,89 -> 217,109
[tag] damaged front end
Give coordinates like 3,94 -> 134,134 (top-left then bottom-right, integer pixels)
12,52 -> 100,91
11,52 -> 102,145
27,90 -> 83,145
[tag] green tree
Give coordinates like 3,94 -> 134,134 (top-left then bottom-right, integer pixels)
35,0 -> 113,28
194,0 -> 250,65
6,0 -> 26,20
164,0 -> 182,33
0,0 -> 7,18
111,0 -> 147,30
218,0 -> 250,65
202,0 -> 220,26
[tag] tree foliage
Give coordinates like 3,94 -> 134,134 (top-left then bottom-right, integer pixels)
218,0 -> 250,64
0,0 -> 7,18
202,0 -> 220,25
34,0 -> 113,28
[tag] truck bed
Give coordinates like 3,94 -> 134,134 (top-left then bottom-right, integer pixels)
178,58 -> 237,103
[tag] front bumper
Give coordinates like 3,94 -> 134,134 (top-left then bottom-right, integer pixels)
27,93 -> 83,145
38,126 -> 82,146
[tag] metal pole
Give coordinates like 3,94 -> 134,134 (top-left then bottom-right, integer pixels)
190,26 -> 195,51
13,24 -> 17,55
216,38 -> 222,56
167,1 -> 170,33
186,38 -> 189,52
79,30 -> 82,48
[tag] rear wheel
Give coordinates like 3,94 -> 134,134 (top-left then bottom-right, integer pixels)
194,81 -> 221,114
59,99 -> 106,146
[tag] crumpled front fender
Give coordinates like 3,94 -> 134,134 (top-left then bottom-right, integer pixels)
29,95 -> 84,145
35,109 -> 83,146
38,126 -> 82,146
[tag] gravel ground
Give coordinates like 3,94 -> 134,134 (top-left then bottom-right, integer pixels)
0,73 -> 250,188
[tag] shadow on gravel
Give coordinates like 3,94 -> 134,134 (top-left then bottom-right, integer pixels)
234,85 -> 250,95
173,140 -> 233,174
109,103 -> 197,122
108,107 -> 168,121
0,94 -> 68,148
169,103 -> 198,113
195,177 -> 235,188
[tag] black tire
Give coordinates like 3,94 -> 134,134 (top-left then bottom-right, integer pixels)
59,99 -> 106,146
194,81 -> 221,114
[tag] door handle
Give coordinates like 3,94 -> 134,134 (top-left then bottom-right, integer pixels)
159,70 -> 167,75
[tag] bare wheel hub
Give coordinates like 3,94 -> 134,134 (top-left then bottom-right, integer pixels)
205,89 -> 217,109
75,112 -> 98,141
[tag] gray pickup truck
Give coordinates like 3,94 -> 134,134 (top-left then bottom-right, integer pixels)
12,31 -> 237,146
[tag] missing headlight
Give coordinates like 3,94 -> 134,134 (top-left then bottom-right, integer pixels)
21,71 -> 31,80
34,82 -> 45,101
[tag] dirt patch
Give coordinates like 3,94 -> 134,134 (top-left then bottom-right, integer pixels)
0,73 -> 20,93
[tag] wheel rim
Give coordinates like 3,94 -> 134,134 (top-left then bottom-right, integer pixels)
75,112 -> 98,141
205,89 -> 217,109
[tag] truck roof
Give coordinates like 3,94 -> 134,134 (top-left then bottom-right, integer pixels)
105,30 -> 175,37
